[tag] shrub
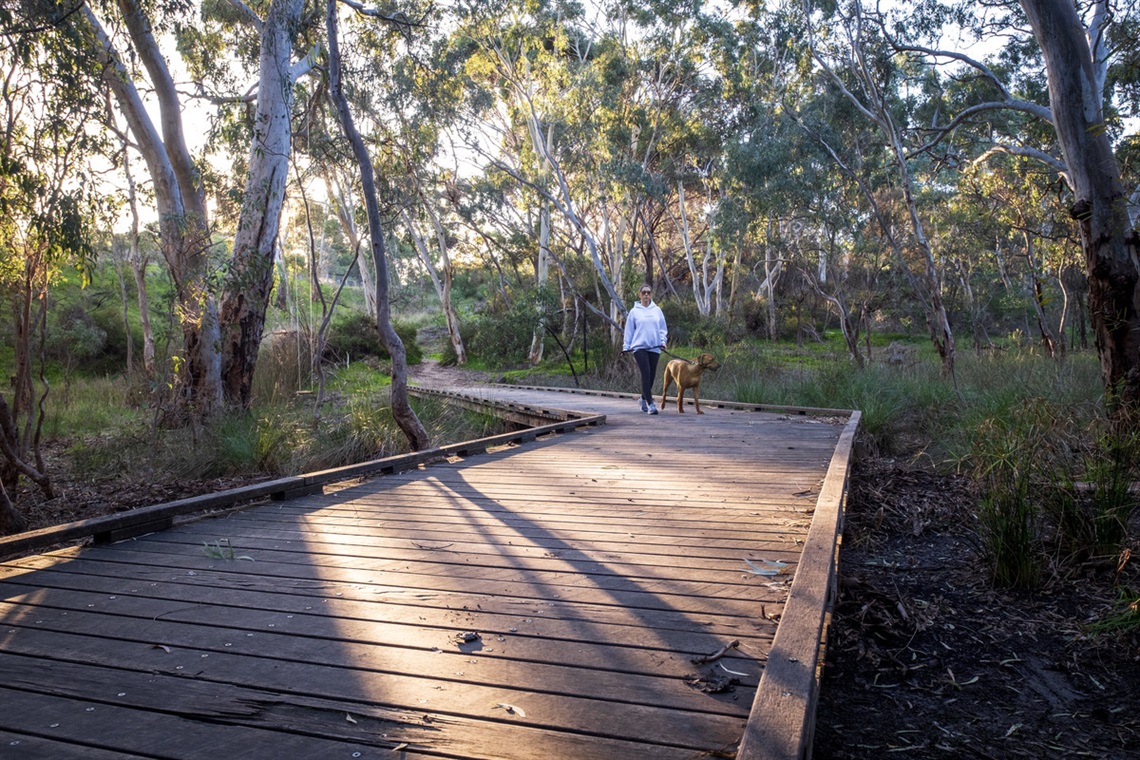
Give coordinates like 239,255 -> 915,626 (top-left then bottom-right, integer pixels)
968,401 -> 1051,589
253,330 -> 313,405
467,300 -> 539,367
323,311 -> 421,365
1047,415 -> 1140,563
659,299 -> 701,347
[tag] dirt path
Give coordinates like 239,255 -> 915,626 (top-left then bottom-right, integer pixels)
407,357 -> 493,389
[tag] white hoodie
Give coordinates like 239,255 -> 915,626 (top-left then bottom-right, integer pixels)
622,301 -> 668,353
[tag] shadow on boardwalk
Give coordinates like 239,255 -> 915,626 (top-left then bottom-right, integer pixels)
0,388 -> 849,759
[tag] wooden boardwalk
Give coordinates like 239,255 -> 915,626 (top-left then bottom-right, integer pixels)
0,386 -> 852,759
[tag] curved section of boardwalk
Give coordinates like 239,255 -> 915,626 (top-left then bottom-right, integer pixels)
0,387 -> 845,759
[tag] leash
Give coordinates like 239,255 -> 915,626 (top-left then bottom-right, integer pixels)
657,346 -> 698,363
623,346 -> 699,364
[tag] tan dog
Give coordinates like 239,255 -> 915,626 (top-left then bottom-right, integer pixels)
660,353 -> 720,414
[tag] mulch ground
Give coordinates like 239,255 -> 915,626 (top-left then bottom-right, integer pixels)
814,459 -> 1140,759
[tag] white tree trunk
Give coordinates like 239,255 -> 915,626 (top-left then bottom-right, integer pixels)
220,0 -> 310,407
81,1 -> 221,411
528,199 -> 551,364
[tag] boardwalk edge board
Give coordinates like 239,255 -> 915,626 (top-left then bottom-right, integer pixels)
735,410 -> 861,760
0,393 -> 604,561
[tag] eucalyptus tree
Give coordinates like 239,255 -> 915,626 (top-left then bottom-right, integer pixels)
794,0 -> 959,377
960,155 -> 1079,358
1016,0 -> 1140,410
0,22 -> 106,530
462,5 -> 629,332
390,79 -> 471,365
325,0 -> 429,449
878,0 -> 1140,409
708,20 -> 796,336
398,167 -> 468,365
115,143 -> 157,377
207,0 -> 318,409
57,0 -> 224,412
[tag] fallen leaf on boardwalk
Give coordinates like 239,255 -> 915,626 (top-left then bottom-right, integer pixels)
346,713 -> 357,724
494,703 -> 526,717
392,743 -> 408,752
719,663 -> 749,677
685,672 -> 738,693
150,644 -> 171,653
743,558 -> 790,576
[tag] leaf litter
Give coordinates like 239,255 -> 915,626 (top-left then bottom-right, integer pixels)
813,458 -> 1140,759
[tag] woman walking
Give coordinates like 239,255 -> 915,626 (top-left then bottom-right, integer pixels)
622,284 -> 668,415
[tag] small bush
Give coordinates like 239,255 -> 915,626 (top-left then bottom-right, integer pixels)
1085,589 -> 1140,636
1047,415 -> 1140,562
323,311 -> 421,366
467,300 -> 539,367
659,300 -> 701,347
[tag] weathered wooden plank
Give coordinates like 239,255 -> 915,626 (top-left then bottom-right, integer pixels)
29,527 -> 807,569
26,540 -> 794,601
0,686 -> 419,759
0,549 -> 773,620
0,625 -> 751,750
0,730 -> 150,759
4,531 -> 799,584
0,606 -> 748,715
0,653 -> 708,760
0,564 -> 775,648
0,581 -> 770,676
163,512 -> 808,544
130,517 -> 805,558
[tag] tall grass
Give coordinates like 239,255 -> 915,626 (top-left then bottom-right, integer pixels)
43,375 -> 148,438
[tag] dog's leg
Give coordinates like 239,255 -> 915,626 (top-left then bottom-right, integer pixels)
677,385 -> 686,413
660,373 -> 671,412
694,385 -> 703,414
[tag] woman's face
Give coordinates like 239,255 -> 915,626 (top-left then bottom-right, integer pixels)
639,288 -> 652,304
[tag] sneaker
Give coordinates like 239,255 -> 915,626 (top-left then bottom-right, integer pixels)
647,402 -> 659,415
639,397 -> 648,412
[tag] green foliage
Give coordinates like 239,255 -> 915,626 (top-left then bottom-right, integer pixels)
322,311 -> 422,366
968,400 -> 1051,589
466,297 -> 540,368
658,300 -> 702,347
1048,418 -> 1140,562
961,397 -> 1139,588
252,330 -> 313,405
203,538 -> 254,561
43,376 -> 143,440
48,304 -> 108,368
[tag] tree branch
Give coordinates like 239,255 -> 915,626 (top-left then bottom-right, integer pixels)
972,144 -> 1072,186
224,0 -> 264,31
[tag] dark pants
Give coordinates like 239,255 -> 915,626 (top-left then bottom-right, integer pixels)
633,349 -> 659,403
